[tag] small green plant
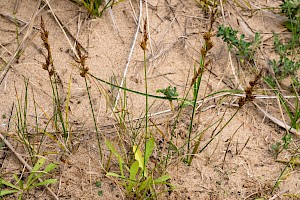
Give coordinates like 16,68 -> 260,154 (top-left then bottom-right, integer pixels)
271,133 -> 292,158
81,0 -> 120,17
217,25 -> 261,62
265,78 -> 300,130
106,138 -> 171,199
272,33 -> 300,78
0,157 -> 57,199
281,0 -> 300,32
156,86 -> 179,111
95,181 -> 103,196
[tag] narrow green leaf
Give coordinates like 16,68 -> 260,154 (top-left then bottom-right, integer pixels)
43,163 -> 57,173
118,156 -> 124,177
105,140 -> 124,164
106,139 -> 125,176
0,178 -> 20,190
137,176 -> 152,193
153,174 -> 171,184
0,190 -> 19,196
106,172 -> 122,178
29,179 -> 57,189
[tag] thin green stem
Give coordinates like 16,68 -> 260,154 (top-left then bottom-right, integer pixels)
143,49 -> 148,178
188,107 -> 240,165
84,77 -> 103,160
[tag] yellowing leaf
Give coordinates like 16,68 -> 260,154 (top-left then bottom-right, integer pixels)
133,145 -> 144,170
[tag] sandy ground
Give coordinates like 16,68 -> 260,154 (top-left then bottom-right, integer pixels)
0,0 -> 299,199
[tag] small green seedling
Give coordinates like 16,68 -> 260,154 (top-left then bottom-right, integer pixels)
0,157 -> 57,200
156,86 -> 178,112
272,34 -> 300,78
95,181 -> 103,196
271,133 -> 292,158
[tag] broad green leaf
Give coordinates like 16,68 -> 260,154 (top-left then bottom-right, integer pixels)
0,189 -> 19,196
133,145 -> 144,170
154,174 -> 170,184
29,179 -> 57,189
144,138 -> 155,164
0,178 -> 20,190
27,158 -> 46,185
128,161 -> 139,192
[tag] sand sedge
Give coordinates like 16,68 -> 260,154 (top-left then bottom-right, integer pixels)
103,19 -> 172,199
40,17 -> 73,152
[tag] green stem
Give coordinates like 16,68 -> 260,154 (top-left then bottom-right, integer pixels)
187,107 -> 240,165
84,77 -> 103,160
143,49 -> 148,178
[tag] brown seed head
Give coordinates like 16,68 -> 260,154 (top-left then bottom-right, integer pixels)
140,19 -> 148,51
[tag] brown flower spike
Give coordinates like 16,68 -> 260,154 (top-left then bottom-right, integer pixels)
75,43 -> 89,77
40,17 -> 54,76
140,19 -> 148,51
238,69 -> 263,107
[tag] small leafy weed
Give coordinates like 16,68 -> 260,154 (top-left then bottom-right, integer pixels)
157,86 -> 179,112
271,133 -> 292,158
217,25 -> 261,63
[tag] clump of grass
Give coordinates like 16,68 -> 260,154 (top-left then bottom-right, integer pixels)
281,0 -> 300,33
14,78 -> 35,164
80,0 -> 120,17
